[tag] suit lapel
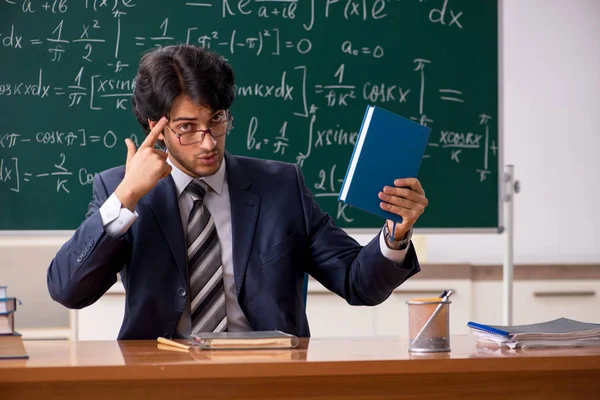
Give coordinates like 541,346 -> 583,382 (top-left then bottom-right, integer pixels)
226,153 -> 260,297
144,176 -> 187,281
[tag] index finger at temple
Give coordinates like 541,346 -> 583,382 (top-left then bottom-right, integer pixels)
141,117 -> 168,148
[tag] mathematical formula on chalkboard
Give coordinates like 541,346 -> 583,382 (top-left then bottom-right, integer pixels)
1,0 -> 500,230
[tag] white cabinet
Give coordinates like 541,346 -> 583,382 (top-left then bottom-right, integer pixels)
305,278 -> 472,338
306,291 -> 376,337
76,277 -> 600,341
513,280 -> 600,324
76,282 -> 125,341
471,281 -> 502,325
76,279 -> 473,340
472,280 -> 600,325
375,279 -> 472,337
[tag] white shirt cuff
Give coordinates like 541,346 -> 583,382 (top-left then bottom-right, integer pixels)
99,193 -> 138,238
378,227 -> 410,265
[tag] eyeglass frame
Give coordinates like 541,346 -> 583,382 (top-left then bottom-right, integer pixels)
164,110 -> 234,146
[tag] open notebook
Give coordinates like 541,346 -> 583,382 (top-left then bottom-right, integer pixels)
189,330 -> 300,350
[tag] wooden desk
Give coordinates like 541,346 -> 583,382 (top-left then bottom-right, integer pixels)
1,336 -> 599,399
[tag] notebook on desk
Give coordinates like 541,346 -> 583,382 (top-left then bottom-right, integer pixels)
189,330 -> 300,350
468,318 -> 600,349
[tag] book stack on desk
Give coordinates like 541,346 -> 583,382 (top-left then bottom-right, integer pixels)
0,286 -> 28,360
0,286 -> 18,336
468,318 -> 600,349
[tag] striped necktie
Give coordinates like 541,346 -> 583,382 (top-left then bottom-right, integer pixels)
185,179 -> 227,333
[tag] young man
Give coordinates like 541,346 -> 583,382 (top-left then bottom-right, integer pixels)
47,45 -> 429,340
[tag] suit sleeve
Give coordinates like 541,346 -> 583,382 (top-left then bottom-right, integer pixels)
47,173 -> 131,309
295,165 -> 421,306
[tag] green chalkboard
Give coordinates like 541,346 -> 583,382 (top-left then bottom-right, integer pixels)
0,0 -> 499,231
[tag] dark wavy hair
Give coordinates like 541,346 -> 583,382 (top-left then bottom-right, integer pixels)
131,44 -> 235,135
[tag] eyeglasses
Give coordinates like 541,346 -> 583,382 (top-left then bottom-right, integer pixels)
165,110 -> 234,146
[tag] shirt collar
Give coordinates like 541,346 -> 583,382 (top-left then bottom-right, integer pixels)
167,156 -> 226,197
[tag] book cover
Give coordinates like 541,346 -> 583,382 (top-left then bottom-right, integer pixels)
0,298 -> 17,314
338,105 -> 431,223
0,311 -> 15,335
189,330 -> 299,350
0,333 -> 29,360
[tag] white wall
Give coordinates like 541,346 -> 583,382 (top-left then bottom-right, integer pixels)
2,0 -> 599,331
420,0 -> 600,264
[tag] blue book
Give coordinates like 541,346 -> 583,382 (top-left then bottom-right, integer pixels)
338,105 -> 431,223
0,298 -> 17,314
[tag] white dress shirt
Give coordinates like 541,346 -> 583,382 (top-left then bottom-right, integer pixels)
99,158 -> 410,335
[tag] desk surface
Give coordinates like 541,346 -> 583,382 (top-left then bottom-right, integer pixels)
2,336 -> 600,399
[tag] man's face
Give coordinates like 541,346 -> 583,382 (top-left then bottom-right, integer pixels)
154,94 -> 228,178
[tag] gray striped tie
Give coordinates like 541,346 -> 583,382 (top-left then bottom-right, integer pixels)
185,179 -> 227,334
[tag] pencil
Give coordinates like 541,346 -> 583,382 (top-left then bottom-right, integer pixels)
157,336 -> 190,350
157,343 -> 190,353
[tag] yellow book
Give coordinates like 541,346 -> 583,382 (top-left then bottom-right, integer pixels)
189,330 -> 299,350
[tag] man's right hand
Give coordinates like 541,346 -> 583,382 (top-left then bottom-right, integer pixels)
114,116 -> 172,212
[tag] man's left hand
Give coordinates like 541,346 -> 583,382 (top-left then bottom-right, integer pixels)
378,178 -> 428,240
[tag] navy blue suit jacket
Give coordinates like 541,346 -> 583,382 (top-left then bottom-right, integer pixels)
47,153 -> 420,339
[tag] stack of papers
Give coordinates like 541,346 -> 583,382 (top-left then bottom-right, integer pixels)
468,318 -> 600,349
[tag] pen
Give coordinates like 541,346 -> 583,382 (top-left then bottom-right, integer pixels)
157,336 -> 190,350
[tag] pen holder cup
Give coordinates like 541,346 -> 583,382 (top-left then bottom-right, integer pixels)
406,298 -> 451,352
